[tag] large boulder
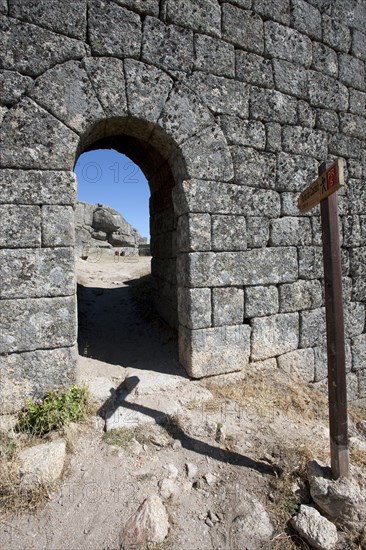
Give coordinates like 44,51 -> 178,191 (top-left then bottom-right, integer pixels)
93,207 -> 120,233
107,232 -> 131,247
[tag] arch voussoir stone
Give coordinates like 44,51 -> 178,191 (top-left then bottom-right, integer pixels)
82,57 -> 128,118
30,60 -> 105,135
124,59 -> 173,124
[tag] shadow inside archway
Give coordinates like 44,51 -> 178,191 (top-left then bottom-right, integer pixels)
77,273 -> 183,377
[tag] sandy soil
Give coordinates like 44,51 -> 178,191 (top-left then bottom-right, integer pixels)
1,257 -> 365,550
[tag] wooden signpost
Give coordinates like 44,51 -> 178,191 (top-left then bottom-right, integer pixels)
298,159 -> 349,480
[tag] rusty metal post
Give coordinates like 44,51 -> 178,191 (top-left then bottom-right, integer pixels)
319,161 -> 350,479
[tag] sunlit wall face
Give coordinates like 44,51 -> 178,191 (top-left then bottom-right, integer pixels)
74,149 -> 150,240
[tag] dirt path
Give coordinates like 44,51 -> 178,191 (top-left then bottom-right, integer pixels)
1,257 -> 365,550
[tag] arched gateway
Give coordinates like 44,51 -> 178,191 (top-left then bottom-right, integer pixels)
0,0 -> 365,411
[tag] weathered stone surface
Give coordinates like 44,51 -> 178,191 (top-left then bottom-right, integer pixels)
157,84 -> 213,145
308,71 -> 349,111
270,217 -> 312,246
172,181 -> 280,218
298,100 -> 316,128
232,147 -> 276,188
93,208 -> 119,233
174,125 -> 234,182
264,21 -> 312,67
220,116 -> 266,149
352,29 -> 366,61
83,57 -> 127,119
250,87 -> 297,124
290,505 -> 338,550
298,246 -> 323,279
18,439 -> 66,488
0,16 -> 85,76
0,205 -> 41,248
212,287 -> 244,326
179,324 -> 251,377
245,286 -> 279,318
246,217 -> 270,247
0,70 -> 33,105
339,53 -> 365,91
142,16 -> 193,72
0,346 -> 77,413
344,302 -> 365,338
229,491 -> 274,547
292,0 -> 321,40
300,308 -> 325,348
166,0 -> 220,37
0,247 -> 75,299
311,42 -> 338,78
352,334 -> 366,371
279,280 -> 322,313
328,133 -> 363,159
119,495 -> 169,547
42,206 -> 74,247
0,296 -> 77,354
251,312 -> 299,361
277,348 -> 315,382
0,170 -> 77,205
113,0 -> 159,16
0,0 -> 6,14
178,247 -> 298,287
280,192 -> 305,216
359,369 -> 366,398
9,0 -> 87,39
266,122 -> 282,152
222,4 -> 263,54
0,99 -> 79,170
282,126 -> 327,160
236,51 -> 274,88
212,215 -> 246,251
177,214 -> 211,252
194,34 -> 234,78
315,109 -> 339,132
349,89 -> 366,116
178,288 -> 211,329
350,247 -> 366,277
186,72 -> 249,118
253,0 -> 290,25
328,1 -> 366,32
308,460 -> 366,531
339,113 -> 366,141
273,59 -> 307,98
322,15 -> 351,52
31,61 -> 104,135
88,0 -> 141,58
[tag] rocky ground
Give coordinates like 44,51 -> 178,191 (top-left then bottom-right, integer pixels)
0,257 -> 365,550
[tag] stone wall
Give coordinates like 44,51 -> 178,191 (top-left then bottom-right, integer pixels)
0,0 -> 365,411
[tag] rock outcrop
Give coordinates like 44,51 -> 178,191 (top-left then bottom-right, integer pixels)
75,201 -> 148,255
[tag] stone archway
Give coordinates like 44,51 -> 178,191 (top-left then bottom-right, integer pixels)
0,57 -> 235,411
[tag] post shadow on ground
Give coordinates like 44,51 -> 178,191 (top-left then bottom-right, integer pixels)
98,376 -> 278,477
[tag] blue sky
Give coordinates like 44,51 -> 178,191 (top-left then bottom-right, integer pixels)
74,149 -> 150,239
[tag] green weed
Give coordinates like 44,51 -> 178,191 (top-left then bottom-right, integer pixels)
16,385 -> 89,436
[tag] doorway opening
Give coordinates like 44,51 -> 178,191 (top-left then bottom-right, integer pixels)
74,133 -> 181,381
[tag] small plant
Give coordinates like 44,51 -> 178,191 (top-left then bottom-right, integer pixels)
102,428 -> 135,450
17,385 -> 89,436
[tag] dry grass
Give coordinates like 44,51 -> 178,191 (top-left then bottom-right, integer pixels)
206,371 -> 329,424
0,432 -> 55,519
